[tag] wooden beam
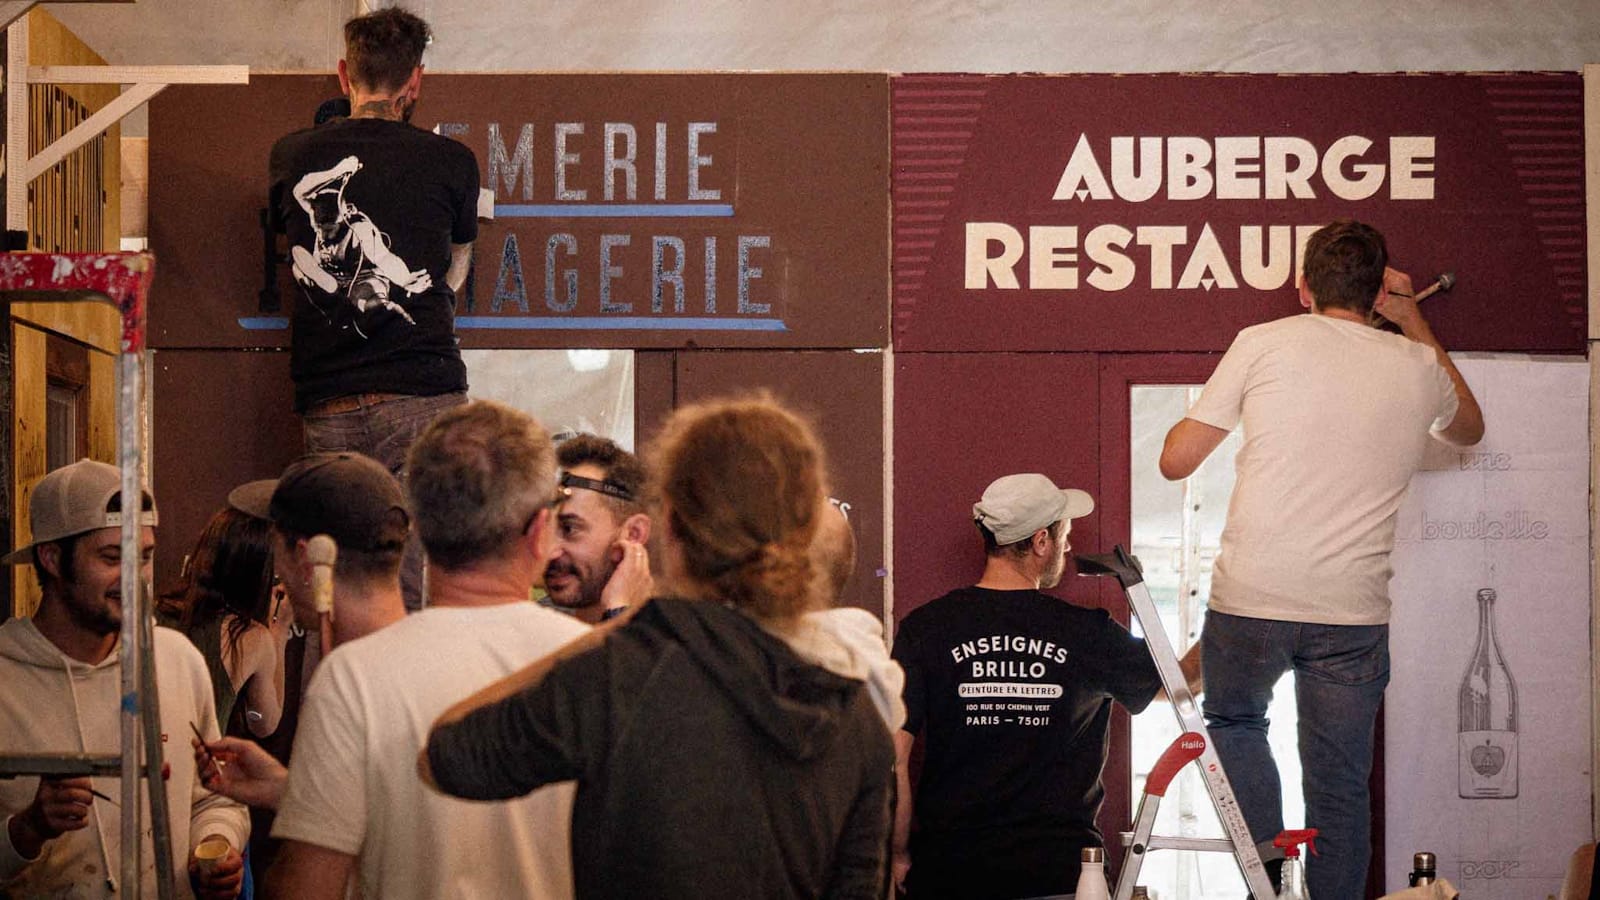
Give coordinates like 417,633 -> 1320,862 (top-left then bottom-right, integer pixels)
29,64 -> 250,85
2,1 -> 130,35
11,322 -> 45,616
0,2 -> 36,32
1585,60 -> 1600,842
23,81 -> 161,183
6,11 -> 29,231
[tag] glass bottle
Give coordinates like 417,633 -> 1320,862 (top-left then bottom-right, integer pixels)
1458,588 -> 1518,798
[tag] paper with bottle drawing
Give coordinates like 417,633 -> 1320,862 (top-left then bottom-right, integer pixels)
1385,356 -> 1591,898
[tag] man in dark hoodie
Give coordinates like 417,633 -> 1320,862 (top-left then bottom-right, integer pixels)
422,395 -> 892,900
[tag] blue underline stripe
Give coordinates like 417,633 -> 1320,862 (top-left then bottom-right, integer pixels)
238,316 -> 289,330
494,204 -> 734,218
456,316 -> 786,331
240,315 -> 786,332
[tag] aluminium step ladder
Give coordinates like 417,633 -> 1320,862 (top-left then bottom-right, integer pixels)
1076,546 -> 1276,900
0,251 -> 176,900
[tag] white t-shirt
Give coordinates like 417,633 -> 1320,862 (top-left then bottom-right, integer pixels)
273,603 -> 589,900
1187,314 -> 1458,625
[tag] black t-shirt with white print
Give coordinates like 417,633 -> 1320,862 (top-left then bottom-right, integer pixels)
892,586 -> 1161,899
270,117 -> 478,411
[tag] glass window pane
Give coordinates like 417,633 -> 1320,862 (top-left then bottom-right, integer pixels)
45,382 -> 79,472
1129,384 -> 1301,899
462,349 -> 635,450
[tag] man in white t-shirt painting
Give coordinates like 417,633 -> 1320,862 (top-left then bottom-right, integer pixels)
1160,219 -> 1484,898
261,401 -> 589,900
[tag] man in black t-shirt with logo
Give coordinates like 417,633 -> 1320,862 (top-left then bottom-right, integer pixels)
269,8 -> 479,610
891,474 -> 1163,900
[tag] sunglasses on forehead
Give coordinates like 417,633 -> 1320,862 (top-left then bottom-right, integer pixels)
558,471 -> 636,503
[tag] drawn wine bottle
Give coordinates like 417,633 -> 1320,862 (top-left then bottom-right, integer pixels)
1458,588 -> 1517,798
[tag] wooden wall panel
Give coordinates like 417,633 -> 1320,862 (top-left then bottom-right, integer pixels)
85,347 -> 114,462
10,300 -> 119,355
891,350 -> 1139,862
120,136 -> 147,239
669,349 -> 887,616
149,349 -> 300,592
6,9 -> 122,355
10,324 -> 46,616
892,352 -> 1104,619
632,350 -> 675,452
149,74 -> 889,350
26,8 -> 119,253
8,321 -> 117,617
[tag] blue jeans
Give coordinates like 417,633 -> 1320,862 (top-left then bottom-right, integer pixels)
302,391 -> 467,611
1200,610 -> 1389,900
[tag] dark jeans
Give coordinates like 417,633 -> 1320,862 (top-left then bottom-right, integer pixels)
302,390 -> 467,611
1201,609 -> 1389,900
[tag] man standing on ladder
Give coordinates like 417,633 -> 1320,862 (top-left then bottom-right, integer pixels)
1160,220 -> 1484,897
0,460 -> 249,898
269,6 -> 480,612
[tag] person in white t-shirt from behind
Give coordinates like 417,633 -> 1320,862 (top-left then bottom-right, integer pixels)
254,404 -> 590,900
1159,219 -> 1484,899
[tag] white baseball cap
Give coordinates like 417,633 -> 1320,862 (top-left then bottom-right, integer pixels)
973,473 -> 1093,545
3,459 -> 158,565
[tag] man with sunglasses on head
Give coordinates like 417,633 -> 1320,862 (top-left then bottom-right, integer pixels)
542,434 -> 654,625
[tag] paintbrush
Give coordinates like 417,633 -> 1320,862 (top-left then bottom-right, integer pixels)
189,721 -> 223,782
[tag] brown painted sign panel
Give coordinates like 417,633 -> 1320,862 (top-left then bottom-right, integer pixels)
149,73 -> 888,349
890,73 -> 1585,353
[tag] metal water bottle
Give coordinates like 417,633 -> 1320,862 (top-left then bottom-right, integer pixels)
1074,847 -> 1110,900
1409,851 -> 1437,886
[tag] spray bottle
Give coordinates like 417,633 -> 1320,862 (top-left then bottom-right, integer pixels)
1272,828 -> 1319,899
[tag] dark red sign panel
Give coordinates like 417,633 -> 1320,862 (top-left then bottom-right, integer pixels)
891,73 -> 1585,352
149,74 -> 888,350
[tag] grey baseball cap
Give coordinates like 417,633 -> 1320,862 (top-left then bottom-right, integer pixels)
973,473 -> 1093,545
2,459 -> 158,565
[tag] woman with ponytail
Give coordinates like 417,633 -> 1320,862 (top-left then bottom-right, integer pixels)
425,394 -> 893,900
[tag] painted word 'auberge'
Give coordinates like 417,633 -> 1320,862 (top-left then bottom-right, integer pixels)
1054,134 -> 1436,202
962,133 -> 1439,293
